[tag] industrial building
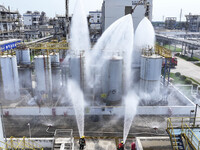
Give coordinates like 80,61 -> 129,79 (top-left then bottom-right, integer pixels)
0,5 -> 23,40
89,11 -> 102,30
185,13 -> 200,32
101,0 -> 152,31
0,0 -> 200,150
23,11 -> 53,40
165,17 -> 177,30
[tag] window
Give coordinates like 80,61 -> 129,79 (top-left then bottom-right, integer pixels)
125,6 -> 132,15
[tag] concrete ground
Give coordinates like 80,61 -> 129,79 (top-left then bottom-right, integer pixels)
74,138 -> 117,150
171,57 -> 200,83
2,115 -> 168,149
3,115 -> 167,138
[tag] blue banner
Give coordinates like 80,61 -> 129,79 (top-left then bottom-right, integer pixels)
0,40 -> 21,52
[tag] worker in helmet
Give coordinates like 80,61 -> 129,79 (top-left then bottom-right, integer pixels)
79,136 -> 86,149
117,141 -> 124,150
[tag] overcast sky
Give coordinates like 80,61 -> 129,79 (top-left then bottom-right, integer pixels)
1,0 -> 200,21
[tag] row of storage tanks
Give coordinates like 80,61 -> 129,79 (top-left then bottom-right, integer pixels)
0,49 -> 62,101
0,48 -> 163,104
69,52 -> 163,104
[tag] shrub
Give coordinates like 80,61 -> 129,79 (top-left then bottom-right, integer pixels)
180,75 -> 186,81
193,84 -> 198,90
185,79 -> 192,84
175,72 -> 181,77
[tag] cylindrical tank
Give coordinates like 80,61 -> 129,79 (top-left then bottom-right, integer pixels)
16,49 -> 31,65
107,57 -> 123,102
101,59 -> 109,95
140,55 -> 162,98
52,67 -> 61,98
18,67 -> 32,91
0,109 -> 5,148
50,53 -> 61,98
69,56 -> 81,87
100,56 -> 123,103
50,53 -> 60,66
0,56 -> 20,100
34,55 -> 52,98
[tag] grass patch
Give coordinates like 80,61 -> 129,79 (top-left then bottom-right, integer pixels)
164,45 -> 182,52
195,63 -> 200,67
187,77 -> 200,85
179,55 -> 200,61
170,73 -> 200,85
170,73 -> 185,84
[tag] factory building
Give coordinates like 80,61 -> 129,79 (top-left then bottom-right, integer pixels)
89,11 -> 102,30
185,13 -> 200,32
23,11 -> 48,29
101,0 -> 153,31
23,11 -> 53,40
0,5 -> 23,40
165,17 -> 177,30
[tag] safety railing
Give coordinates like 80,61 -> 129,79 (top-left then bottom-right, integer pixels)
167,117 -> 200,128
183,124 -> 200,150
168,117 -> 200,150
2,136 -> 43,150
167,118 -> 178,150
0,140 -> 13,150
181,123 -> 191,150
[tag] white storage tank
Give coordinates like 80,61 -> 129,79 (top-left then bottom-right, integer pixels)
101,59 -> 109,96
107,57 -> 123,102
0,109 -> 5,148
50,53 -> 60,66
52,67 -> 61,98
18,68 -> 32,90
101,56 -> 123,103
16,49 -> 31,65
140,54 -> 162,97
50,53 -> 61,98
34,55 -> 52,97
0,56 -> 20,100
69,56 -> 84,88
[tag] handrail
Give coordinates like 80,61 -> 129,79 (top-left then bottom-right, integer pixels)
167,118 -> 178,150
168,117 -> 200,128
0,140 -> 13,149
5,136 -> 43,149
184,124 -> 200,150
155,44 -> 172,58
181,122 -> 191,150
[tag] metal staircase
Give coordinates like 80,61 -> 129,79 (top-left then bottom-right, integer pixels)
166,117 -> 200,150
53,129 -> 74,150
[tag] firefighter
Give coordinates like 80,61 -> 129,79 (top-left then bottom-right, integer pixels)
79,136 -> 86,149
117,141 -> 124,150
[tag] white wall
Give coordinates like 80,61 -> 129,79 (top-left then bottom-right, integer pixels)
2,104 -> 195,116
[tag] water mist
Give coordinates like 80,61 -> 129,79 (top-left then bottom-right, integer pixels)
67,79 -> 85,137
